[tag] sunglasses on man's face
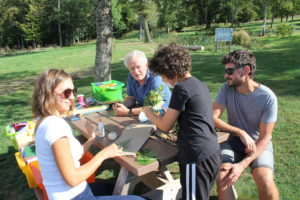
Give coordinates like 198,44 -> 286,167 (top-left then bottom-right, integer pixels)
58,88 -> 77,99
224,65 -> 245,75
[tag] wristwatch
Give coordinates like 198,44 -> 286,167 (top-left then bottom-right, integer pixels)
128,108 -> 133,117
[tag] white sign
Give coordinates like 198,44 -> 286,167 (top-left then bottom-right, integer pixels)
215,28 -> 233,42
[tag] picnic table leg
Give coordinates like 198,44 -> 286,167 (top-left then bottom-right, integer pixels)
159,166 -> 174,182
113,166 -> 139,195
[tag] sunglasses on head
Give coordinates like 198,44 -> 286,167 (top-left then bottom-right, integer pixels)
58,88 -> 77,99
224,65 -> 245,75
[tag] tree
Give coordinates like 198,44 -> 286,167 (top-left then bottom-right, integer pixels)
0,0 -> 28,48
57,0 -> 62,46
20,0 -> 46,48
134,0 -> 158,43
262,0 -> 268,36
155,0 -> 187,33
291,0 -> 300,20
228,0 -> 244,26
94,0 -> 113,82
271,0 -> 294,22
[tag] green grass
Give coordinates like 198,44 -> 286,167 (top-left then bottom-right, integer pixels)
1,17 -> 300,199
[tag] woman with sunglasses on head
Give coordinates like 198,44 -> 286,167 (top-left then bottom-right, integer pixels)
32,69 -> 145,200
143,43 -> 221,200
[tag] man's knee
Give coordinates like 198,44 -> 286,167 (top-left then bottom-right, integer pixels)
252,167 -> 275,186
217,163 -> 232,183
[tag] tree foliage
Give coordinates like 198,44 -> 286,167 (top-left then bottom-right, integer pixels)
1,0 -> 300,48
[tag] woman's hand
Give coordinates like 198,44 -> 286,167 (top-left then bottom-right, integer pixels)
85,120 -> 96,140
142,106 -> 153,117
101,143 -> 136,159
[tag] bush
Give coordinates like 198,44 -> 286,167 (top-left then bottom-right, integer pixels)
232,29 -> 251,49
276,23 -> 294,37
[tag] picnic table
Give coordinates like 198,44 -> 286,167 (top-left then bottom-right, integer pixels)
68,110 -> 229,199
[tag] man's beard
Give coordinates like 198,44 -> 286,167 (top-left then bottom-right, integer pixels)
227,78 -> 243,87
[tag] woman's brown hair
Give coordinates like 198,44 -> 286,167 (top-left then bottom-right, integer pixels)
32,69 -> 74,118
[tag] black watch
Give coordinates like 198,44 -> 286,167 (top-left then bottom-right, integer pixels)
128,108 -> 133,117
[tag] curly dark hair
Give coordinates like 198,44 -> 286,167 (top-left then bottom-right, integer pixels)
149,43 -> 192,79
222,49 -> 257,78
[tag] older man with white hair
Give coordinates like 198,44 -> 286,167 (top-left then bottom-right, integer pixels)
113,50 -> 171,116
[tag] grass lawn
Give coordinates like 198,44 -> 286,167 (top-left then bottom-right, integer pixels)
0,17 -> 300,199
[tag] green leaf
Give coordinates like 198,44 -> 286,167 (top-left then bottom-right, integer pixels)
136,149 -> 157,165
144,84 -> 164,107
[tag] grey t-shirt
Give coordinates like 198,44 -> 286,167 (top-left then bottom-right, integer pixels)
216,83 -> 277,140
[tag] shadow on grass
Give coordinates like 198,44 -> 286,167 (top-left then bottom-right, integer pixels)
0,70 -> 38,83
190,35 -> 300,97
0,144 -> 35,200
0,42 -> 96,58
0,91 -> 32,125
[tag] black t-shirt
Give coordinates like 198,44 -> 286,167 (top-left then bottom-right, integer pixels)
169,77 -> 220,163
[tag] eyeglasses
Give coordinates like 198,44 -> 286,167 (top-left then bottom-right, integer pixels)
58,88 -> 77,99
224,65 -> 245,75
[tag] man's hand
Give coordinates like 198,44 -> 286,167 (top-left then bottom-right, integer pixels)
112,103 -> 129,116
238,129 -> 256,154
222,163 -> 245,187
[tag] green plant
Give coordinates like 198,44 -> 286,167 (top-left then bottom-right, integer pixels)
144,84 -> 164,107
232,29 -> 251,49
136,149 -> 157,165
276,23 -> 294,37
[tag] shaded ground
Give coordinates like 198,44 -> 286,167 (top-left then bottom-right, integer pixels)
0,68 -> 94,96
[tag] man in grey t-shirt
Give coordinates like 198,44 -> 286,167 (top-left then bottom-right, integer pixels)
213,49 -> 279,200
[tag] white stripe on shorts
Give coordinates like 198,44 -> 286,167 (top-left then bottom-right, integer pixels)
191,163 -> 196,200
186,163 -> 196,200
186,164 -> 190,200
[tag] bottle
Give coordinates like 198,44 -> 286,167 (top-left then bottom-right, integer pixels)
97,119 -> 105,137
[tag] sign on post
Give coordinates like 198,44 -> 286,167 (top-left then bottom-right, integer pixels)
215,28 -> 233,52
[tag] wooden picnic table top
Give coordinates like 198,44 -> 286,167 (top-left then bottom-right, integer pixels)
68,111 -> 229,177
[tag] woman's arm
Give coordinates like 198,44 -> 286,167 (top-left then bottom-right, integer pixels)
52,138 -> 123,187
144,107 -> 180,132
82,121 -> 96,153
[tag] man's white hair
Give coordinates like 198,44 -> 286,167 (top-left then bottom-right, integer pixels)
123,50 -> 148,68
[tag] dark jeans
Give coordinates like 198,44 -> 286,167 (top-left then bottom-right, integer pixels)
71,182 -> 146,200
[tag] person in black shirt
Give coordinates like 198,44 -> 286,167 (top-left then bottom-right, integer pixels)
144,43 -> 220,200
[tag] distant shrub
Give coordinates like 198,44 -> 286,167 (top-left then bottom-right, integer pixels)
276,23 -> 294,37
232,29 -> 251,49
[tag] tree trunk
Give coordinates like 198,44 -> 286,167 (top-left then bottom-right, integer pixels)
17,37 -> 20,49
58,0 -> 62,47
271,14 -> 274,28
139,16 -> 144,40
202,1 -> 209,29
94,0 -> 112,82
143,18 -> 152,43
261,0 -> 267,37
205,20 -> 211,29
21,36 -> 24,49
